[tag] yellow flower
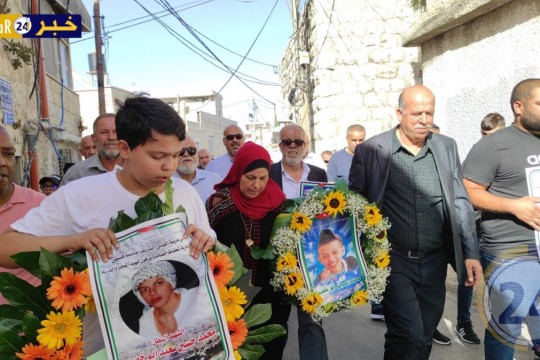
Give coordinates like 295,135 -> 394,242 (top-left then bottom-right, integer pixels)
84,295 -> 96,313
375,251 -> 390,268
234,350 -> 241,360
351,290 -> 368,307
46,268 -> 92,312
323,191 -> 347,217
301,292 -> 323,313
37,311 -> 82,350
276,253 -> 298,271
218,286 -> 247,322
365,205 -> 382,226
284,272 -> 304,295
290,212 -> 312,233
375,229 -> 387,242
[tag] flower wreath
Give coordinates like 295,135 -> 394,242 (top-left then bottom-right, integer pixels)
269,181 -> 391,320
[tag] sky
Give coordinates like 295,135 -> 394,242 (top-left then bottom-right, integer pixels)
70,0 -> 296,125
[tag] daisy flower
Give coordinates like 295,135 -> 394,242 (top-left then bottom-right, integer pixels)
46,268 -> 92,312
322,191 -> 347,217
227,318 -> 248,349
54,340 -> 84,360
290,212 -> 312,233
218,286 -> 247,322
234,350 -> 241,360
208,252 -> 235,287
15,344 -> 55,360
37,311 -> 82,350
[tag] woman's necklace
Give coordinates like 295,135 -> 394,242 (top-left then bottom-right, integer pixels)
240,214 -> 254,247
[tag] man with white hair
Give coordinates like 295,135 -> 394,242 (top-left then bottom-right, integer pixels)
173,136 -> 221,202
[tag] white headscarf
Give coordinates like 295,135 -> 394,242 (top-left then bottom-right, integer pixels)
132,261 -> 177,306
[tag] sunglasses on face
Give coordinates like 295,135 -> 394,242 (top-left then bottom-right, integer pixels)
180,147 -> 197,156
280,138 -> 305,147
40,184 -> 58,190
224,134 -> 243,141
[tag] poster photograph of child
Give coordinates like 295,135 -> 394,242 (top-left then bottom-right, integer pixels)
297,212 -> 368,305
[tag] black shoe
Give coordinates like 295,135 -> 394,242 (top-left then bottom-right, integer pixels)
370,304 -> 385,321
432,329 -> 452,345
455,320 -> 481,344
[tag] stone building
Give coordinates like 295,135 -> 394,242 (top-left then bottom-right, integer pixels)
0,0 -> 91,187
280,0 -> 421,153
404,0 -> 540,159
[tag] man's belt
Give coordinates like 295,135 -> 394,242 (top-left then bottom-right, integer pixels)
390,247 -> 442,259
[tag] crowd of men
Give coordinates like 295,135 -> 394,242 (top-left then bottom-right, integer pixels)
1,78 -> 539,360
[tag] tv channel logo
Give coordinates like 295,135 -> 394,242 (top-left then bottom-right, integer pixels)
0,14 -> 81,38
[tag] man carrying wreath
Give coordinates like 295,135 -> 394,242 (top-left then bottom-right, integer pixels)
349,84 -> 482,360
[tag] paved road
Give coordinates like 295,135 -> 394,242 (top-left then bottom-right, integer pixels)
282,266 -> 535,360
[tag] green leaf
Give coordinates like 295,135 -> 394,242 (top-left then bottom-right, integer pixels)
0,273 -> 49,319
242,303 -> 271,327
0,305 -> 24,332
11,251 -> 40,278
163,179 -> 174,215
21,313 -> 41,344
227,245 -> 247,284
245,324 -> 286,344
39,247 -> 76,291
0,326 -> 24,360
238,343 -> 264,360
270,213 -> 293,238
134,191 -> 163,221
64,250 -> 88,271
334,178 -> 349,193
250,245 -> 275,260
108,210 -> 136,232
282,198 -> 298,213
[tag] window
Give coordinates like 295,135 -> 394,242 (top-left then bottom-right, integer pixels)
58,40 -> 72,88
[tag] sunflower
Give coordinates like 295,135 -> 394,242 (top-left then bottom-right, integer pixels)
54,340 -> 84,360
351,290 -> 368,307
301,292 -> 323,313
375,229 -> 387,242
365,205 -> 382,226
227,318 -> 248,349
15,343 -> 55,359
218,286 -> 247,322
276,253 -> 298,271
37,311 -> 82,350
46,268 -> 92,312
208,252 -> 235,287
284,272 -> 304,295
375,251 -> 390,268
290,212 -> 312,233
234,350 -> 241,360
322,191 -> 347,217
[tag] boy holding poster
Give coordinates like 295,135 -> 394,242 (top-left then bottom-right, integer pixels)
0,95 -> 217,358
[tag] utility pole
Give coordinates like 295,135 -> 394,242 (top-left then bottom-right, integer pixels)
94,0 -> 106,115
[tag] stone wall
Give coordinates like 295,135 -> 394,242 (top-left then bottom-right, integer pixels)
280,0 -> 421,153
404,0 -> 540,159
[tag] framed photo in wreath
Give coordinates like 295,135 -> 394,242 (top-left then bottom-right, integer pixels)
296,212 -> 368,305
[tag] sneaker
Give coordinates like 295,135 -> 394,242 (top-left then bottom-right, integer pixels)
455,320 -> 481,344
432,329 -> 452,345
371,303 -> 385,321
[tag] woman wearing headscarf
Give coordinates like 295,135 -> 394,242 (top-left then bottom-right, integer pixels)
206,141 -> 290,359
132,260 -> 199,338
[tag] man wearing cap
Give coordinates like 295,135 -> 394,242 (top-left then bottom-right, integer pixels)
39,175 -> 61,196
205,125 -> 245,179
61,113 -> 123,185
173,136 -> 221,202
0,126 -> 45,303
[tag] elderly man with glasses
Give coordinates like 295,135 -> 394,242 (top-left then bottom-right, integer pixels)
206,124 -> 245,179
269,124 -> 329,360
173,135 -> 221,202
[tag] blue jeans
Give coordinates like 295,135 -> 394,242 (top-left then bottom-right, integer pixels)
297,307 -> 328,360
480,251 -> 540,360
457,282 -> 472,323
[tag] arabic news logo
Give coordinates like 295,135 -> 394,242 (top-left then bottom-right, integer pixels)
0,14 -> 81,38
